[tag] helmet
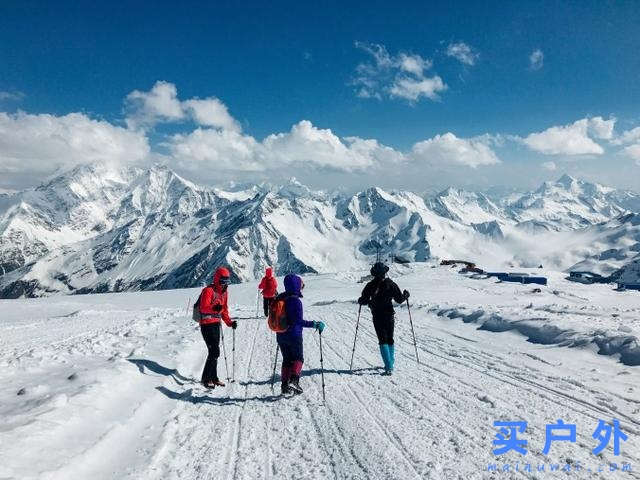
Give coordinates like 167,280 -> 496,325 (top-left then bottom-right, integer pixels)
370,262 -> 389,278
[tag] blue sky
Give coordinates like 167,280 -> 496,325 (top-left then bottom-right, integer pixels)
1,0 -> 640,192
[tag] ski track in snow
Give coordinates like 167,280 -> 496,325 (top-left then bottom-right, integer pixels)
1,268 -> 639,479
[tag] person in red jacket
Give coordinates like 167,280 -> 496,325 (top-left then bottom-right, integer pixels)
258,266 -> 278,317
199,266 -> 237,388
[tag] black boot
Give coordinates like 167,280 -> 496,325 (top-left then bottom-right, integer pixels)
281,380 -> 292,395
289,375 -> 303,394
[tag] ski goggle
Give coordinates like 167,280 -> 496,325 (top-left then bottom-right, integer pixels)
219,276 -> 231,286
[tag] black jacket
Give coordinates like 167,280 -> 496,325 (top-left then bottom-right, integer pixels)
359,277 -> 405,317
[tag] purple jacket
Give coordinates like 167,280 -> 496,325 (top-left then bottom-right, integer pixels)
276,274 -> 314,342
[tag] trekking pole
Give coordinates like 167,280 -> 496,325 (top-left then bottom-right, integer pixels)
406,299 -> 420,364
232,329 -> 236,383
319,331 -> 326,404
270,343 -> 279,393
349,305 -> 362,371
220,326 -> 231,383
185,297 -> 191,316
256,291 -> 260,318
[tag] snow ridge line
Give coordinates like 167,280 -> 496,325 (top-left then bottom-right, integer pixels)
433,306 -> 640,367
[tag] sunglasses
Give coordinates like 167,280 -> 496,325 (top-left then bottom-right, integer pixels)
219,277 -> 231,285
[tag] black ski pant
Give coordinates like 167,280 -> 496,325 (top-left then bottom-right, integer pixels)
373,315 -> 395,345
263,296 -> 274,317
201,323 -> 221,383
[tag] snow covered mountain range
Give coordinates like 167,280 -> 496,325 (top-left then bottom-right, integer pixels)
1,165 -> 639,298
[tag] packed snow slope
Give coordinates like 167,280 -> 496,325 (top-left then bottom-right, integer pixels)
2,165 -> 640,298
1,264 -> 639,480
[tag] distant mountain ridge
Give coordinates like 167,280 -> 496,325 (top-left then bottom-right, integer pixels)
1,165 -> 639,298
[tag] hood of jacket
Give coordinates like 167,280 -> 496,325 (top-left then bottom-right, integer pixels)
283,274 -> 303,297
212,266 -> 231,292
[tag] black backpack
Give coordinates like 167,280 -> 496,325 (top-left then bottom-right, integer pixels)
192,291 -> 203,322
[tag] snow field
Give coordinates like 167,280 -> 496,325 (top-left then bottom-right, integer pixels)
1,266 -> 639,479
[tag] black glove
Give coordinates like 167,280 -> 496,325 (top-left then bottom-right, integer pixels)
212,304 -> 223,312
231,321 -> 238,329
403,290 -> 410,300
357,297 -> 368,306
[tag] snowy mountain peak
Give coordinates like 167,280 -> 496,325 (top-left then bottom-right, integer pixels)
1,163 -> 640,298
556,173 -> 577,188
426,187 -> 502,224
276,177 -> 319,200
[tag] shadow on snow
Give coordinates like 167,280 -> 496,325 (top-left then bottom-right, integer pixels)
128,358 -> 383,405
127,358 -> 198,386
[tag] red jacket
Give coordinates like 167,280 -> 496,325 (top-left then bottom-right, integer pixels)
258,267 -> 278,298
199,267 -> 233,326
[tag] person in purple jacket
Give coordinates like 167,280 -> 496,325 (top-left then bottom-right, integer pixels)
277,274 -> 325,395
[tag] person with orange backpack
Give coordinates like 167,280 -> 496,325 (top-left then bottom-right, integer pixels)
197,267 -> 237,388
274,274 -> 324,395
258,267 -> 278,317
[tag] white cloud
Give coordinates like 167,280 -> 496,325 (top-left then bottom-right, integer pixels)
125,81 -> 240,132
343,136 -> 405,166
622,144 -> 640,165
169,120 -> 501,176
529,49 -> 544,70
446,42 -> 478,66
183,98 -> 240,132
0,111 -> 150,179
0,91 -> 25,102
398,53 -> 432,76
353,42 -> 446,102
522,118 -> 604,155
612,126 -> 640,145
389,76 -> 447,102
167,120 -> 403,174
263,120 -> 378,170
588,116 -> 616,140
411,133 -> 501,168
168,128 -> 262,171
125,81 -> 185,129
542,161 -> 557,171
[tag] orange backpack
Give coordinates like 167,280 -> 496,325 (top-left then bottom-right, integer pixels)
268,296 -> 289,333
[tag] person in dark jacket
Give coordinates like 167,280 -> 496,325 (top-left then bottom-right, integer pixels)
198,266 -> 237,388
258,267 -> 278,317
358,262 -> 409,375
276,274 -> 325,395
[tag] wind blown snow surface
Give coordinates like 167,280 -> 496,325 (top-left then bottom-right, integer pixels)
1,264 -> 639,479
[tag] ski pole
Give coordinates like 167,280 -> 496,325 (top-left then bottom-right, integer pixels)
232,329 -> 236,383
256,291 -> 260,318
270,343 -> 279,393
349,305 -> 362,371
185,297 -> 191,316
319,331 -> 326,404
220,325 -> 231,383
406,299 -> 420,364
